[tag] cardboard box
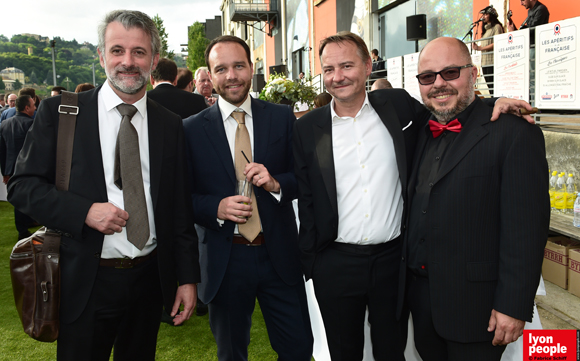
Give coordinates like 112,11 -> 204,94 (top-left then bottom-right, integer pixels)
542,236 -> 580,289
568,249 -> 580,297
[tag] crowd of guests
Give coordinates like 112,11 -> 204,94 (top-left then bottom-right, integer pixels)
0,4 -> 554,361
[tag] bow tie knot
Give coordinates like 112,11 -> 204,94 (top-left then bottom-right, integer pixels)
429,119 -> 462,138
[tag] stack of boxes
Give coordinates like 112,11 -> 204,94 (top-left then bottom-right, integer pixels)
542,236 -> 580,297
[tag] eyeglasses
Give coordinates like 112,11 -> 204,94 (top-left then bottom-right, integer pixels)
416,64 -> 473,85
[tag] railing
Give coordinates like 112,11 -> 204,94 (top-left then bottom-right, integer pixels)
366,34 -> 580,129
230,0 -> 274,14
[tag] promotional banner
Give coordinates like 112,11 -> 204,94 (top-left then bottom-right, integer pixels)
535,17 -> 580,109
404,52 -> 420,97
386,56 -> 403,88
494,29 -> 530,100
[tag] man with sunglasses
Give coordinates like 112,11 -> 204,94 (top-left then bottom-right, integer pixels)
399,37 -> 549,361
293,31 -> 534,361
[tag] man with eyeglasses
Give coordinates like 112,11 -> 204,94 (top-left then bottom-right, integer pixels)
399,37 -> 549,361
293,31 -> 534,361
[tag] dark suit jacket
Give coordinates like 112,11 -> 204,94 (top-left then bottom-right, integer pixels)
7,86 -> 200,323
148,83 -> 207,119
399,98 -> 549,342
0,112 -> 33,176
293,89 -> 429,279
183,97 -> 302,304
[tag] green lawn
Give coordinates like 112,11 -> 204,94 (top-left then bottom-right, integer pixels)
0,201 -> 279,360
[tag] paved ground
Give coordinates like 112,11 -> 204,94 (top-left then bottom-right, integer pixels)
536,280 -> 580,329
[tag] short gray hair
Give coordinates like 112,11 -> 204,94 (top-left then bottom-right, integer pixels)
97,10 -> 161,56
194,67 -> 209,80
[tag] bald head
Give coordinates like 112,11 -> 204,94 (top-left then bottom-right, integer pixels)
7,94 -> 17,108
419,37 -> 472,68
371,79 -> 393,91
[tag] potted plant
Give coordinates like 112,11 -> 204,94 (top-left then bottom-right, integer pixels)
259,73 -> 318,111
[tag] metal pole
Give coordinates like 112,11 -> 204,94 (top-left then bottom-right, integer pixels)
51,40 -> 57,86
92,62 -> 96,86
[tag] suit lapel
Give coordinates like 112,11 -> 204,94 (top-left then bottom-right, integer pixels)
251,98 -> 270,165
368,92 -> 408,195
203,103 -> 236,185
408,125 -> 429,199
76,88 -> 108,201
147,100 -> 164,210
313,107 -> 338,214
433,99 -> 490,184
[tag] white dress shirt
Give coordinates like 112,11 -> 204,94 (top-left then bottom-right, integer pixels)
98,81 -> 157,258
330,93 -> 403,245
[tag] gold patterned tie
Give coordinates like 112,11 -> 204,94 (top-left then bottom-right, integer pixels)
114,104 -> 150,250
232,110 -> 261,241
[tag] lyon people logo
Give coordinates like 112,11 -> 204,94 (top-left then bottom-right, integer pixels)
524,330 -> 578,360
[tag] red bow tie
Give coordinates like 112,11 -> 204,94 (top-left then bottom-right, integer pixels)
429,119 -> 462,138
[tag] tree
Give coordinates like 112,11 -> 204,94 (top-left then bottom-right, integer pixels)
187,22 -> 209,71
0,77 -> 4,90
13,79 -> 22,91
30,70 -> 39,84
153,14 -> 174,60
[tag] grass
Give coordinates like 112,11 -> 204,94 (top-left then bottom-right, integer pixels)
0,201 -> 279,360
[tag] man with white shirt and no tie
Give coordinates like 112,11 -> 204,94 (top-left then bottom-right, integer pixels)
293,31 -> 533,361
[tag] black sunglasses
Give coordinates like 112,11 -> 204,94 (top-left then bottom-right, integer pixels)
416,64 -> 473,85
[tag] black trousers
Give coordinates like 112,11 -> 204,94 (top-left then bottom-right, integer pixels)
406,273 -> 506,361
312,239 -> 405,361
57,257 -> 163,361
14,207 -> 34,237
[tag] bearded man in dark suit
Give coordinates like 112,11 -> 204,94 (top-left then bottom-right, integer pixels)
399,37 -> 549,361
8,10 -> 199,361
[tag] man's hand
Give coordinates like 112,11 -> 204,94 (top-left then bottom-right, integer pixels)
244,162 -> 280,193
488,309 -> 525,346
507,19 -> 516,32
491,98 -> 535,124
206,96 -> 217,106
85,202 -> 128,234
217,195 -> 252,223
171,283 -> 197,326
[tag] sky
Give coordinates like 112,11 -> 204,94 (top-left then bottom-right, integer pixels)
1,0 -> 222,54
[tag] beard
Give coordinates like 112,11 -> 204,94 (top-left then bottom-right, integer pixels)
425,77 -> 475,124
216,80 -> 251,106
104,60 -> 152,95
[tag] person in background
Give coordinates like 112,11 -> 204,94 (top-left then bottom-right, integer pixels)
472,5 -> 504,95
313,92 -> 332,108
371,78 -> 393,91
194,67 -> 216,107
1,88 -> 36,123
507,0 -> 549,31
0,95 -> 36,239
148,58 -> 207,119
75,83 -> 96,93
176,67 -> 194,92
50,86 -> 66,97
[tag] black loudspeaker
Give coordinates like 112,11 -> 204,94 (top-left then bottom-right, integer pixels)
407,14 -> 427,41
253,74 -> 265,93
269,64 -> 287,76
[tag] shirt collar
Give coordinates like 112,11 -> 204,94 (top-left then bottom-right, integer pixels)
101,80 -> 148,118
330,92 -> 371,123
218,95 -> 253,123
